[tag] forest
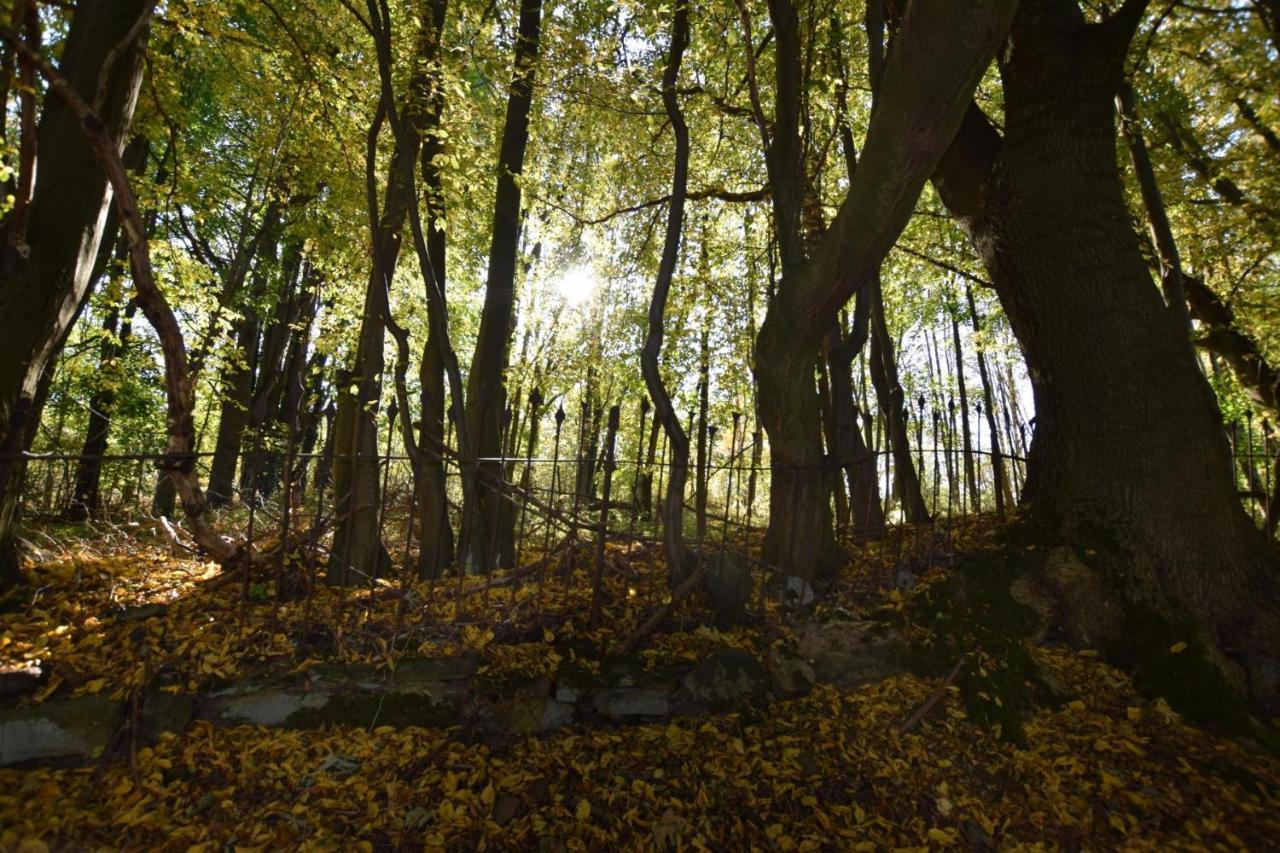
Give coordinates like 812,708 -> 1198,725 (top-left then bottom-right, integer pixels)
0,0 -> 1278,848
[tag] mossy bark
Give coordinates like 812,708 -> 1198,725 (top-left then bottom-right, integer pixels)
931,0 -> 1280,718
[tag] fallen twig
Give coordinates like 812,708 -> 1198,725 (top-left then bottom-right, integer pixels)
899,656 -> 966,734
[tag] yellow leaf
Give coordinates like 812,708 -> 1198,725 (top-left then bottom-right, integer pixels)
928,827 -> 958,844
1169,641 -> 1187,654
576,800 -> 591,821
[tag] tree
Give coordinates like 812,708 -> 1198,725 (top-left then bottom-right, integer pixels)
754,0 -> 1017,583
0,0 -> 151,588
640,0 -> 694,586
464,0 -> 543,574
931,0 -> 1280,719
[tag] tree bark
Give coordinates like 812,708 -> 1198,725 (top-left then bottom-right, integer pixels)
868,274 -> 931,522
463,0 -> 542,574
931,0 -> 1280,718
965,283 -> 1012,516
640,0 -> 694,586
755,0 -> 1011,582
205,236 -> 276,507
68,278 -> 137,520
0,0 -> 148,588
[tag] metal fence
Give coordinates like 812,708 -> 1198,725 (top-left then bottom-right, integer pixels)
11,398 -> 1278,584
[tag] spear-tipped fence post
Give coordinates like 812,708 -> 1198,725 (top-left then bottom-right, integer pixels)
931,408 -> 941,518
947,396 -> 959,516
537,403 -> 566,613
721,413 -> 741,550
591,404 -> 620,626
628,397 -> 649,542
377,396 -> 399,554
916,395 -> 925,475
701,423 -> 717,542
516,388 -> 543,567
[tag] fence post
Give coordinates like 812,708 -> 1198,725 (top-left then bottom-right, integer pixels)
628,397 -> 649,542
544,404 -> 565,557
974,401 -> 984,514
516,388 -> 542,567
721,413 -> 741,549
591,404 -> 620,626
916,395 -> 925,476
931,408 -> 941,518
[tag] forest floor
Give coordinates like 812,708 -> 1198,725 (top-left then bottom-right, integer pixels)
1,518 -> 1278,851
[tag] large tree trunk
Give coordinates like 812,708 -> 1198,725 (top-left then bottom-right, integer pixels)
756,0 -> 1015,582
932,0 -> 1280,718
463,0 -> 542,574
0,0 -> 148,588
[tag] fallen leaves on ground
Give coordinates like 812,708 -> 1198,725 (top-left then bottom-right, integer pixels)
1,522 -> 1277,849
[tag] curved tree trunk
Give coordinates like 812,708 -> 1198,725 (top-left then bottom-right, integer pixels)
0,0 -> 148,588
640,0 -> 693,587
756,0 -> 1015,582
932,0 -> 1280,718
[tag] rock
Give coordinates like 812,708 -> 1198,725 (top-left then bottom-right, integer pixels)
1009,548 -> 1121,648
601,652 -> 647,688
493,794 -> 524,826
704,553 -> 752,622
591,688 -> 669,720
553,656 -> 606,704
796,620 -> 907,686
678,648 -> 768,712
893,568 -> 919,591
197,677 -> 331,727
0,695 -> 123,766
540,698 -> 575,729
477,677 -> 574,736
197,666 -> 466,730
0,661 -> 47,699
764,646 -> 815,697
140,685 -> 196,741
393,653 -> 481,684
782,575 -> 814,609
112,602 -> 169,622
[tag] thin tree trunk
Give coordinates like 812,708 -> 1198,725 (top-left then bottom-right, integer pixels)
965,283 -> 1012,515
68,279 -> 137,520
463,0 -> 542,574
1116,83 -> 1193,335
948,299 -> 978,511
868,274 -> 931,522
640,0 -> 693,586
695,325 -> 710,539
368,0 -> 454,580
